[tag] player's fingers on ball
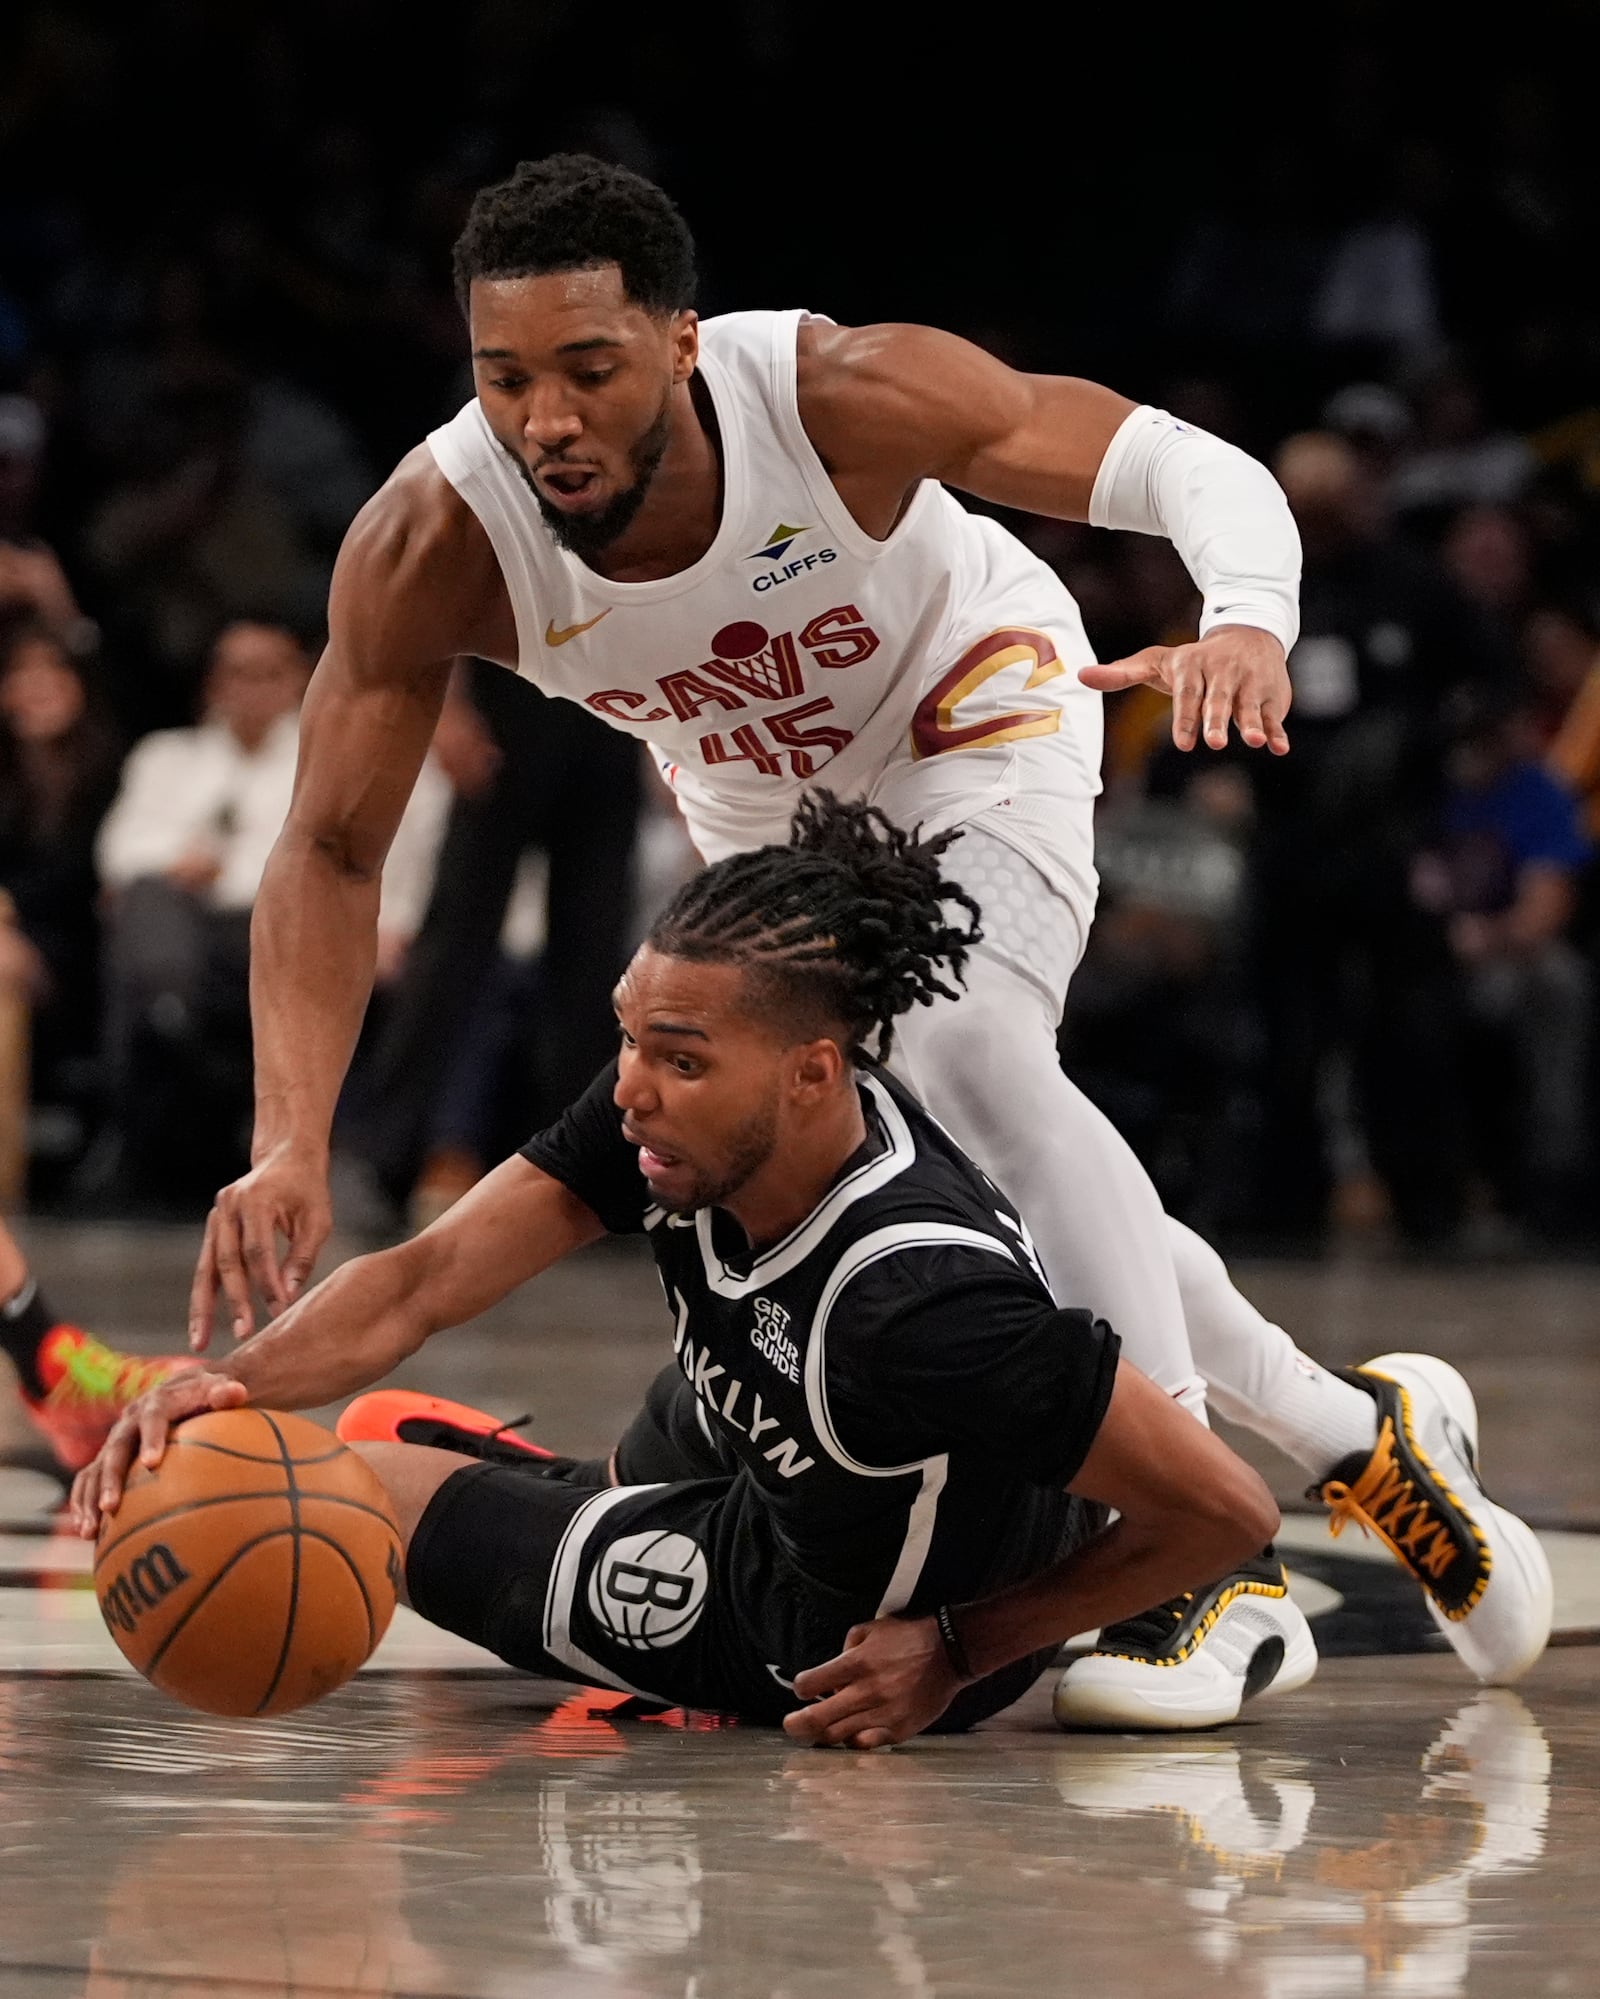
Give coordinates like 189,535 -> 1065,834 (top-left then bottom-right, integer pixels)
69,1464 -> 97,1537
99,1420 -> 137,1513
137,1397 -> 174,1469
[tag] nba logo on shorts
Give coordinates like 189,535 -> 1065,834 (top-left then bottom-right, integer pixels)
588,1530 -> 710,1650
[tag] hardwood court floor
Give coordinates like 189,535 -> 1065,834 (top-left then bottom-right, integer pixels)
0,1222 -> 1595,1998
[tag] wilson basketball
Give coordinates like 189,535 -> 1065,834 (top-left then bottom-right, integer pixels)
92,1407 -> 403,1716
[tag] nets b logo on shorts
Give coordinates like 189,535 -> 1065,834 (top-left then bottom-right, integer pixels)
589,1531 -> 710,1650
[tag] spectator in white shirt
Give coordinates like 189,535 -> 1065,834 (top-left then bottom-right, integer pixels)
93,620 -> 448,1205
98,620 -> 309,912
93,620 -> 307,1203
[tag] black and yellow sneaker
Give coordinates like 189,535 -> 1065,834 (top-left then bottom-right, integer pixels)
1307,1352 -> 1552,1685
1052,1549 -> 1318,1731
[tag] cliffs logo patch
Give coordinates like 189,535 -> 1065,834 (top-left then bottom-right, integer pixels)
745,522 -> 838,592
747,522 -> 811,563
589,1530 -> 710,1650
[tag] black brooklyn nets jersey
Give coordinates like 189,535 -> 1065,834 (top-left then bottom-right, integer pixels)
521,1059 -> 1119,1640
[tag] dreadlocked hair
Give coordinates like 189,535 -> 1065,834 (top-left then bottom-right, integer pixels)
648,792 -> 983,1061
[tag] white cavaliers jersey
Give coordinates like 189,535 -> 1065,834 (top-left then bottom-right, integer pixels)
427,309 -> 1103,871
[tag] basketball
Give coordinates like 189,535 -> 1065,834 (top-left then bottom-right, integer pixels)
92,1407 -> 403,1716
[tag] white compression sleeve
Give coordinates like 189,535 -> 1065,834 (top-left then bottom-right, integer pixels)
1088,406 -> 1302,655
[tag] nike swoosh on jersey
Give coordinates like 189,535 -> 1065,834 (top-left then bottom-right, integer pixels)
544,610 -> 612,645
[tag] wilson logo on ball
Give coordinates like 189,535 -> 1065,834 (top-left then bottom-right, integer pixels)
587,1531 -> 710,1650
100,1543 -> 191,1634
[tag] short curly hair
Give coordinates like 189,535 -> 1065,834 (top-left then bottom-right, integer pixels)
452,153 -> 697,316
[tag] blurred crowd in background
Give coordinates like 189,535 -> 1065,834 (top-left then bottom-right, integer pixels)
2,2 -> 1598,1255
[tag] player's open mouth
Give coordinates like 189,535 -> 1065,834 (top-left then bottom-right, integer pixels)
624,1125 -> 683,1181
538,465 -> 601,506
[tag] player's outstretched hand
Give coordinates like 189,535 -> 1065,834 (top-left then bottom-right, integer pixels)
1079,624 -> 1292,755
784,1615 -> 964,1749
189,1144 -> 332,1351
69,1370 -> 248,1539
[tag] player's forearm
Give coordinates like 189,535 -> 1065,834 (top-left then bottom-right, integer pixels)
1089,407 -> 1302,654
248,827 -> 382,1163
951,1499 -> 1275,1683
211,1242 -> 432,1410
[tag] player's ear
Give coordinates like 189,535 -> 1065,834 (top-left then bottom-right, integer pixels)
789,1037 -> 845,1103
671,310 -> 699,383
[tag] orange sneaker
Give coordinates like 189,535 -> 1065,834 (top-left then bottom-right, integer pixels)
336,1389 -> 560,1467
19,1326 -> 198,1474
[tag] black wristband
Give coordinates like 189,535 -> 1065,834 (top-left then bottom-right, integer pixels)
0,1277 -> 56,1398
935,1603 -> 974,1681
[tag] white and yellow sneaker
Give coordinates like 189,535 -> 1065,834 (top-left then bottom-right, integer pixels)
1308,1351 -> 1553,1685
1053,1549 -> 1319,1732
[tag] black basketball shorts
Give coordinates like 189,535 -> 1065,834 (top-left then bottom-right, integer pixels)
406,1366 -> 1070,1730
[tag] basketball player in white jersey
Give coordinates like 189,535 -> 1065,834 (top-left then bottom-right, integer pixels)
189,154 -> 1550,1724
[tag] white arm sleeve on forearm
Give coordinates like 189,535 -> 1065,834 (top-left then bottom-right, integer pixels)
1088,406 -> 1302,655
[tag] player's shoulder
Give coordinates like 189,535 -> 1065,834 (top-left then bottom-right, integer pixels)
340,444 -> 488,582
858,1062 -> 1006,1200
794,317 -> 951,417
832,1073 -> 1041,1270
819,1208 -> 1044,1350
794,316 -> 1016,481
329,444 -> 508,664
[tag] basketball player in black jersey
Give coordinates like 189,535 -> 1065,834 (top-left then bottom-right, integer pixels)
74,798 -> 1287,1745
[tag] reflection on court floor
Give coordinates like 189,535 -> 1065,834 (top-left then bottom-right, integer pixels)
0,1665 -> 1580,1998
1,1231 -> 1596,1996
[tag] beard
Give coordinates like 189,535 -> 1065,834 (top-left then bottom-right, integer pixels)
516,395 -> 673,562
662,1098 -> 780,1215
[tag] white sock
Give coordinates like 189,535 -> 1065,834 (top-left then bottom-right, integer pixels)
1166,1219 -> 1379,1477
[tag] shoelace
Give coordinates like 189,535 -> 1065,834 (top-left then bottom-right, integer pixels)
44,1334 -> 186,1410
447,1413 -> 539,1461
486,1413 -> 534,1445
1321,1420 -> 1459,1585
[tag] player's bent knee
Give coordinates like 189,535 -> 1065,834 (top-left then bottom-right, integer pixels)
1164,1214 -> 1233,1300
346,1438 -> 479,1581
